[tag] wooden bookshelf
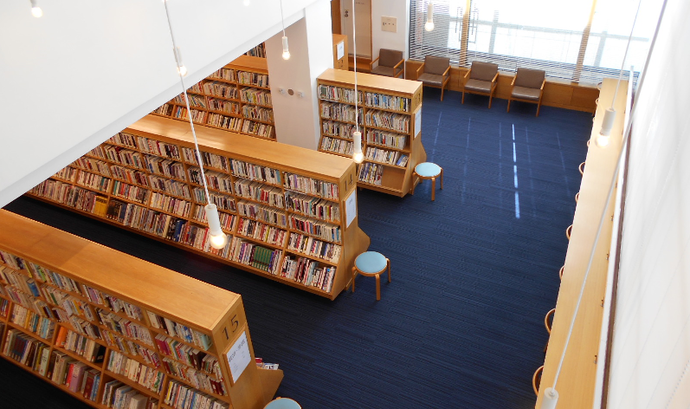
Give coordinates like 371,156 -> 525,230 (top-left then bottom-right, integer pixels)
152,55 -> 276,140
0,210 -> 281,409
27,115 -> 371,300
316,68 -> 427,197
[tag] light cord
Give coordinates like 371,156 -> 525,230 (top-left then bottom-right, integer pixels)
279,0 -> 286,36
352,0 -> 359,133
163,1 -> 211,205
611,0 -> 643,110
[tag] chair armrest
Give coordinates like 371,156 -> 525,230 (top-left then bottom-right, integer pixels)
510,76 -> 517,86
540,79 -> 546,90
416,63 -> 425,78
463,70 -> 471,80
393,59 -> 404,70
370,56 -> 380,69
442,66 -> 451,78
491,72 -> 499,83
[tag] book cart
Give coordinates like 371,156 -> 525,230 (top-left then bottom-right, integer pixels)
27,115 -> 371,301
0,210 -> 282,409
152,55 -> 276,140
316,68 -> 427,197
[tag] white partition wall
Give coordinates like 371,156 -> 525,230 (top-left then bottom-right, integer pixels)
605,0 -> 690,407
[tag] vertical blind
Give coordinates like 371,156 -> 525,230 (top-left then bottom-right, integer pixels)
409,0 -> 661,85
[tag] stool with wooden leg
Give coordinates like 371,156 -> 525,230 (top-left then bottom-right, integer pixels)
264,398 -> 301,409
411,162 -> 443,201
351,251 -> 391,301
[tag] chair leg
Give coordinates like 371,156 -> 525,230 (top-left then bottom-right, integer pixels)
351,267 -> 356,293
461,91 -> 465,104
440,85 -> 445,101
431,177 -> 436,201
387,259 -> 391,283
375,274 -> 381,301
439,169 -> 444,190
507,99 -> 511,112
488,94 -> 494,109
536,102 -> 541,117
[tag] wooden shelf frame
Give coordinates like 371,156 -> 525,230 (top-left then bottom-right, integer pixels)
27,115 -> 371,300
316,68 -> 428,197
152,55 -> 277,141
0,210 -> 281,409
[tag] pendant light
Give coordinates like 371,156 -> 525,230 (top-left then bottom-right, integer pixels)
29,0 -> 42,17
163,0 -> 227,250
425,2 -> 435,31
351,0 -> 363,164
279,0 -> 290,60
596,0 -> 642,148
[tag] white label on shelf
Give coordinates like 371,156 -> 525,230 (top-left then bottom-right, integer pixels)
345,189 -> 357,228
415,107 -> 422,138
337,41 -> 345,60
227,331 -> 252,383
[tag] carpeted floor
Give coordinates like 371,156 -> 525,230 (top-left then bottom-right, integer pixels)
1,87 -> 592,409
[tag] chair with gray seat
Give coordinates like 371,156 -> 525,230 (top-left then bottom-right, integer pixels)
416,56 -> 451,101
462,61 -> 499,108
507,68 -> 546,116
370,48 -> 404,78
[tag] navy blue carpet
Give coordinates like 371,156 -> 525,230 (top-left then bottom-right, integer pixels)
1,88 -> 592,409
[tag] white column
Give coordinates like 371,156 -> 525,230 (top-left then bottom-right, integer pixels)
265,0 -> 333,149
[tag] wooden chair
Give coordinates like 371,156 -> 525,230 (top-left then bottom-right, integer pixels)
462,61 -> 499,108
532,365 -> 544,396
507,68 -> 546,116
411,162 -> 443,201
416,56 -> 451,101
545,308 -> 555,334
370,48 -> 404,78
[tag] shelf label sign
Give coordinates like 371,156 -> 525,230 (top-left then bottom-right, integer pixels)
226,331 -> 252,383
345,189 -> 357,227
415,108 -> 422,138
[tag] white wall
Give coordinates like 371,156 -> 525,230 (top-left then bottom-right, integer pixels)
606,0 -> 690,407
0,0 -> 316,209
371,0 -> 410,60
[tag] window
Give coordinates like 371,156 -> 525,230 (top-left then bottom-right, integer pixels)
409,0 -> 661,85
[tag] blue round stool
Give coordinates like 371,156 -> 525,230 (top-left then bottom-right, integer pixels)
264,397 -> 301,409
412,162 -> 443,201
351,251 -> 391,301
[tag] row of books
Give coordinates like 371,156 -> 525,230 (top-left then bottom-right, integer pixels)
285,192 -> 341,223
191,206 -> 238,231
148,175 -> 192,200
237,71 -> 269,88
279,256 -> 336,292
146,311 -> 213,351
365,110 -> 410,133
234,180 -> 285,208
286,233 -> 342,263
358,162 -> 385,186
207,113 -> 243,131
239,88 -> 272,106
144,156 -> 187,181
320,102 -> 363,123
30,181 -> 109,216
98,309 -> 155,347
173,93 -> 208,110
242,105 -> 274,123
242,120 -> 274,138
162,357 -> 227,396
288,214 -> 341,243
208,98 -> 240,115
110,165 -> 151,187
283,172 -> 340,200
230,240 -> 282,274
366,128 -> 409,150
102,380 -> 156,409
172,107 -> 208,124
164,380 -> 229,409
149,192 -> 192,218
365,147 -> 409,167
56,327 -> 107,363
106,350 -> 165,394
237,200 -> 288,228
203,81 -> 239,99
230,159 -> 282,185
109,132 -> 140,150
154,334 -> 218,375
321,119 -> 357,139
317,84 -> 362,104
133,136 -> 181,160
10,303 -> 56,340
236,218 -> 287,247
76,170 -> 111,192
208,67 -> 236,82
55,165 -> 78,182
181,148 -> 230,172
102,331 -> 159,368
320,136 -> 353,155
75,156 -> 113,177
112,180 -> 150,204
317,84 -> 413,112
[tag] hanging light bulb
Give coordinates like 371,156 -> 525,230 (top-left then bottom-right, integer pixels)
352,131 -> 364,164
425,2 -> 435,31
205,204 -> 228,249
540,387 -> 559,409
596,107 -> 616,147
30,0 -> 43,17
243,0 -> 251,6
173,46 -> 188,77
281,35 -> 291,60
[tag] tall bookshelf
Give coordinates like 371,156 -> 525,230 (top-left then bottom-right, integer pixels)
0,210 -> 282,409
26,115 -> 370,300
152,55 -> 276,140
316,68 -> 427,197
